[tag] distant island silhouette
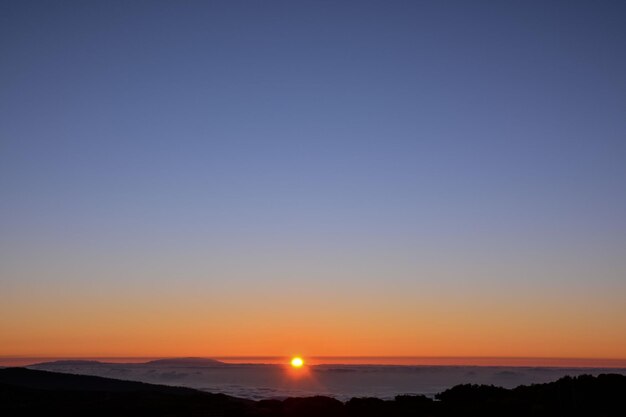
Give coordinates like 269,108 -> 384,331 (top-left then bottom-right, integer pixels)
1,367 -> 625,416
29,357 -> 228,368
28,360 -> 109,367
143,357 -> 227,366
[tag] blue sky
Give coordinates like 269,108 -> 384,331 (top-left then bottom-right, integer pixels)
1,1 -> 626,357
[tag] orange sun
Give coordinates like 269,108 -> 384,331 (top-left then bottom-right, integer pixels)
290,357 -> 304,368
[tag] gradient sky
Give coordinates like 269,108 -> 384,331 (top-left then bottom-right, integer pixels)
1,1 -> 626,361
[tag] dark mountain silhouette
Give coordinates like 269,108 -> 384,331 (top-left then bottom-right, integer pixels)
0,367 -> 253,417
1,367 -> 625,416
144,357 -> 227,366
0,367 -> 201,393
30,357 -> 227,368
29,360 -> 110,367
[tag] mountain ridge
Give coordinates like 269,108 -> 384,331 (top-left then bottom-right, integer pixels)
28,357 -> 227,368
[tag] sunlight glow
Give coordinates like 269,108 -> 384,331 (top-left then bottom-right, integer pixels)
290,356 -> 304,368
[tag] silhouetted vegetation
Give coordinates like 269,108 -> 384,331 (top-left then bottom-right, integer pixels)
1,367 -> 625,416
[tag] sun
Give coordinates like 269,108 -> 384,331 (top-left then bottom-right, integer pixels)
290,357 -> 304,368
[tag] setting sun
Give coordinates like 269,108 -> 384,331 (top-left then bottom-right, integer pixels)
290,357 -> 304,368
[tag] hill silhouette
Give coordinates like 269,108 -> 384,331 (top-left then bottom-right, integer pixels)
0,367 -> 253,417
29,360 -> 110,367
30,357 -> 228,368
1,367 -> 625,416
144,357 -> 227,366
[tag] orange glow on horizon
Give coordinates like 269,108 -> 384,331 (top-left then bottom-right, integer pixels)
2,282 -> 626,365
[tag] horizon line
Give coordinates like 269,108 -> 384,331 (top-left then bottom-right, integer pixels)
2,355 -> 626,369
2,355 -> 626,360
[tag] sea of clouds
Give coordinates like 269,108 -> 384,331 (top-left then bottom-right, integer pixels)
28,361 -> 626,401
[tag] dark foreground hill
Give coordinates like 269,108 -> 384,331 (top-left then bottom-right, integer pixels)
1,367 -> 625,417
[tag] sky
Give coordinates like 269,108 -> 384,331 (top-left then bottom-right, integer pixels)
1,1 -> 626,362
